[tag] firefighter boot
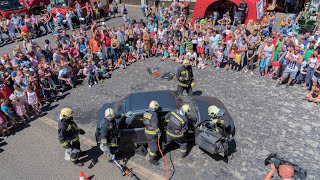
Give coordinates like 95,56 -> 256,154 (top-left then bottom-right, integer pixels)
73,160 -> 84,166
149,159 -> 159,165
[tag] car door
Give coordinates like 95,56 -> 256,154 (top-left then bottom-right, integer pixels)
118,112 -> 147,145
126,112 -> 147,144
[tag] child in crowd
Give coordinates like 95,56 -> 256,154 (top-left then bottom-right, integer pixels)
197,54 -> 207,69
0,98 -> 17,127
0,112 -> 10,137
39,75 -> 56,102
170,49 -> 178,61
270,61 -> 281,79
26,85 -> 41,115
97,60 -> 110,79
215,48 -> 224,69
233,50 -> 241,71
150,43 -> 157,57
9,95 -> 30,123
156,44 -> 162,57
258,53 -> 266,77
161,48 -> 169,61
177,52 -> 184,64
131,49 -> 140,60
225,43 -> 237,71
13,84 -> 29,112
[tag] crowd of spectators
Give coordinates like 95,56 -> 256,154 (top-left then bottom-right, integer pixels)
0,1 -> 320,138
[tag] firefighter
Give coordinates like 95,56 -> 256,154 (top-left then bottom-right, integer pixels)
143,100 -> 161,165
58,107 -> 85,166
99,108 -> 121,162
208,105 -> 226,135
164,104 -> 191,158
176,59 -> 195,95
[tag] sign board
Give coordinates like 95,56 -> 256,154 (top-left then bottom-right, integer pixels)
256,0 -> 264,19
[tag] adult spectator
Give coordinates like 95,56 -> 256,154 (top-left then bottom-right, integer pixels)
260,38 -> 275,76
111,34 -> 120,63
312,59 -> 320,88
237,0 -> 248,23
101,30 -> 111,61
264,163 -> 294,180
305,83 -> 320,103
277,45 -> 303,88
89,35 -> 103,62
23,37 -> 39,53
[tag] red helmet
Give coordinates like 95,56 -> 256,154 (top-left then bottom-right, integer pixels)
22,25 -> 28,33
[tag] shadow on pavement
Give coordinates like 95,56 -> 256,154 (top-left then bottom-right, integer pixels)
192,91 -> 203,96
80,146 -> 103,169
0,140 -> 8,153
56,92 -> 71,101
42,104 -> 59,112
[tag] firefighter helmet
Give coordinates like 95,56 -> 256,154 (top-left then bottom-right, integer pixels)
181,104 -> 191,114
149,100 -> 159,111
104,108 -> 115,120
208,106 -> 225,117
60,108 -> 74,119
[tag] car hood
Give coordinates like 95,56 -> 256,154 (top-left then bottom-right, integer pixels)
192,96 -> 235,136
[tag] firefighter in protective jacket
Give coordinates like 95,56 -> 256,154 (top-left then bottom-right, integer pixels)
58,107 -> 85,166
164,104 -> 191,158
208,105 -> 227,136
176,59 -> 195,95
143,100 -> 161,165
99,108 -> 122,161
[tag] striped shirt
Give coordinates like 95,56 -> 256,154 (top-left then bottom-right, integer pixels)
287,53 -> 300,71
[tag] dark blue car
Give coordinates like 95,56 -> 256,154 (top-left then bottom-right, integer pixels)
95,90 -> 235,155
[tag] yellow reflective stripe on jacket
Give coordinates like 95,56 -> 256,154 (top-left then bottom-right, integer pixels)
149,151 -> 156,156
166,131 -> 184,138
145,128 -> 160,135
62,141 -> 70,147
107,143 -> 117,147
143,113 -> 152,119
101,139 -> 107,144
70,157 -> 77,162
71,136 -> 79,143
171,112 -> 185,125
181,149 -> 187,153
66,124 -> 77,131
178,82 -> 189,87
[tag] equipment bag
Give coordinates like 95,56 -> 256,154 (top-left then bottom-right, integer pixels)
161,72 -> 175,81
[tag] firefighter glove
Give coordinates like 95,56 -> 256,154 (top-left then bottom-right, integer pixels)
100,143 -> 109,152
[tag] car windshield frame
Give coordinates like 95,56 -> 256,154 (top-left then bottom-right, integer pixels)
0,0 -> 25,11
113,98 -> 126,116
176,93 -> 199,124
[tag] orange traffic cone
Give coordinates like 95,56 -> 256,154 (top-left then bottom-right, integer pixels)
79,170 -> 85,180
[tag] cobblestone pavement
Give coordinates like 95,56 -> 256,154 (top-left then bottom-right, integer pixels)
42,58 -> 319,180
0,6 -> 318,180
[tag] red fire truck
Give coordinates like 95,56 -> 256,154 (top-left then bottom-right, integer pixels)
20,0 -> 51,14
0,0 -> 28,19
